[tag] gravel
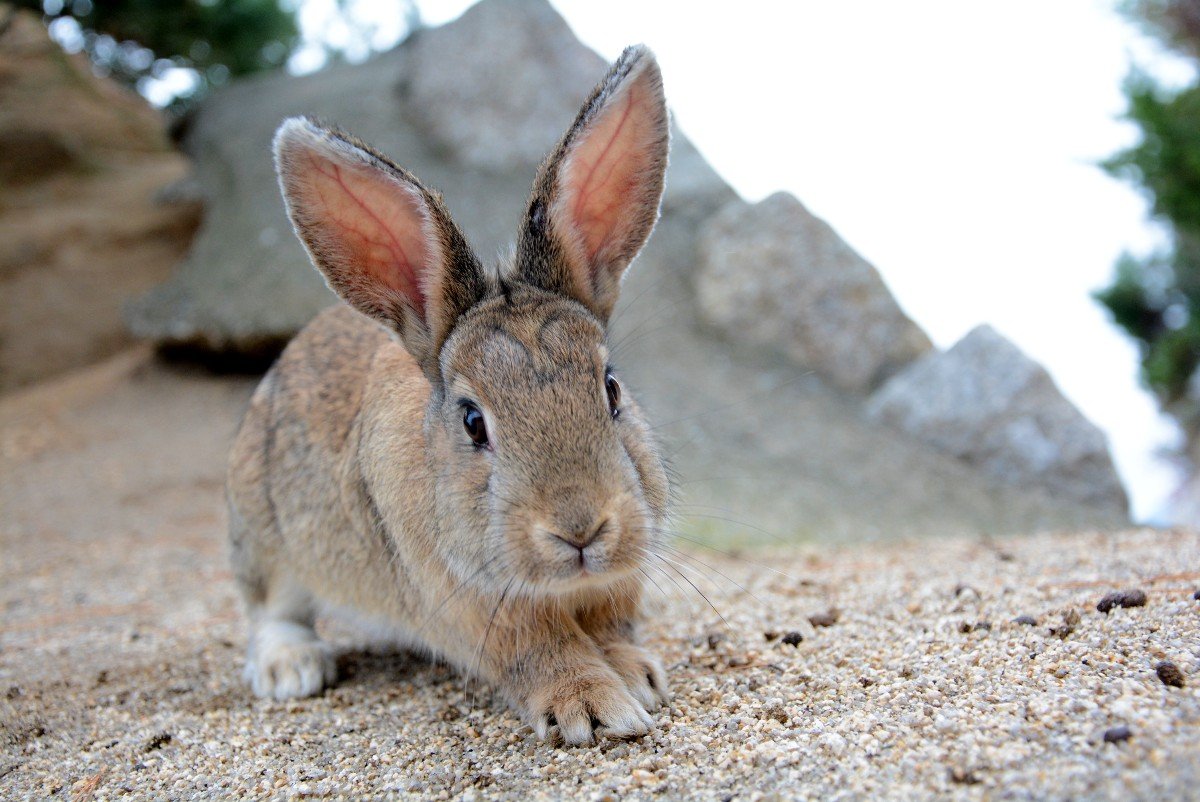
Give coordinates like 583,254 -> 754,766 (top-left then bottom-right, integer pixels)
2,358 -> 1198,800
3,521 -> 1197,800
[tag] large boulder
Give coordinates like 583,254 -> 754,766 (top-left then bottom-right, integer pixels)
696,192 -> 932,392
125,0 -> 733,352
0,6 -> 199,391
866,325 -> 1129,515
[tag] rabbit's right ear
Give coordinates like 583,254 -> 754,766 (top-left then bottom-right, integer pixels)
274,117 -> 488,380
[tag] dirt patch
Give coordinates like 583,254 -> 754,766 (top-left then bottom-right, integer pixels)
1,356 -> 1198,798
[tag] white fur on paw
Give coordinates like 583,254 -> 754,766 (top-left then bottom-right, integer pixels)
245,621 -> 336,700
531,671 -> 656,746
603,642 -> 670,712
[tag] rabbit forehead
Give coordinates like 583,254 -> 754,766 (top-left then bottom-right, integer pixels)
443,290 -> 608,394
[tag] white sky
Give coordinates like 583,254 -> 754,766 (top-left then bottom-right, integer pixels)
327,0 -> 1194,522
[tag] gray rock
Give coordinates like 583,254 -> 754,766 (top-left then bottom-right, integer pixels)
125,0 -> 1129,539
867,325 -> 1129,514
695,192 -> 932,393
400,0 -> 604,172
661,125 -> 735,219
125,0 -> 733,352
1167,469 -> 1200,526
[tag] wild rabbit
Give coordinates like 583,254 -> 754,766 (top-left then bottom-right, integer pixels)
227,45 -> 671,745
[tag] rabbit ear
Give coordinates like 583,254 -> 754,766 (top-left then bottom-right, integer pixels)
274,117 -> 488,378
515,45 -> 669,324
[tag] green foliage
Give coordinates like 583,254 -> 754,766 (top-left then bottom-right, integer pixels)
1105,75 -> 1200,242
14,0 -> 299,107
1095,254 -> 1167,346
1097,5 -> 1200,410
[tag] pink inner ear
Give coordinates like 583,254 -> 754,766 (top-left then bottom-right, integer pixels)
303,152 -> 428,316
563,81 -> 654,268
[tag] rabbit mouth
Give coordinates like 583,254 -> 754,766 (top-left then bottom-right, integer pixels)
524,521 -> 642,592
550,532 -> 615,580
499,496 -> 654,594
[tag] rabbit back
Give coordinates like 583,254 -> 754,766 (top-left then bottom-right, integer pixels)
227,303 -> 432,623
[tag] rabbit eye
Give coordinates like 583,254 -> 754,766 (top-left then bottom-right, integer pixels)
462,403 -> 489,447
605,373 -> 621,419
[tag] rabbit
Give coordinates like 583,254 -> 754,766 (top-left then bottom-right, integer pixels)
226,44 -> 672,746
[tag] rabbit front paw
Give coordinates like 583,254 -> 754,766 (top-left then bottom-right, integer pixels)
527,664 -> 657,746
244,621 -> 336,700
602,641 -> 670,712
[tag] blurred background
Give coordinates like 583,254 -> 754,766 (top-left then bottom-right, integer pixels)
3,0 -> 1198,543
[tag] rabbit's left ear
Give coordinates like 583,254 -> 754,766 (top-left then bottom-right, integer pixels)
515,45 -> 669,324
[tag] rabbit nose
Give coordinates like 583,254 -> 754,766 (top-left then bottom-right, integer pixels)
553,518 -> 608,551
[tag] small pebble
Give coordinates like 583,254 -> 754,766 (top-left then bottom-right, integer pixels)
948,767 -> 981,785
630,769 -> 656,786
1156,661 -> 1186,688
1102,725 -> 1132,744
1013,615 -> 1038,626
1193,589 -> 1199,601
143,732 -> 172,752
807,609 -> 839,628
780,632 -> 804,646
763,704 -> 789,724
1096,589 -> 1147,613
1050,609 -> 1080,639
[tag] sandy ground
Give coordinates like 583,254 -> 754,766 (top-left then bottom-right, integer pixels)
1,351 -> 1198,801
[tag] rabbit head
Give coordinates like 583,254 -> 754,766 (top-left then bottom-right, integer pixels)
273,45 -> 671,598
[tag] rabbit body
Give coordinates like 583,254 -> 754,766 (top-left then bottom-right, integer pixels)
227,46 -> 673,745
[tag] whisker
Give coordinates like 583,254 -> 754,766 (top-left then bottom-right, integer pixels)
411,554 -> 506,642
656,543 -> 767,606
643,556 -> 693,604
606,274 -> 672,332
654,529 -> 801,582
635,561 -> 670,606
610,316 -> 681,360
609,295 -> 686,357
670,507 -> 791,546
650,552 -> 728,629
468,575 -> 516,712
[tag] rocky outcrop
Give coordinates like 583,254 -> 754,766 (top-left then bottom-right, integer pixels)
867,325 -> 1129,515
696,193 -> 931,393
0,6 -> 200,391
123,0 -> 1129,537
125,0 -> 735,352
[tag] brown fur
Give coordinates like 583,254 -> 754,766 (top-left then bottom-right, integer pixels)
228,45 -> 671,745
